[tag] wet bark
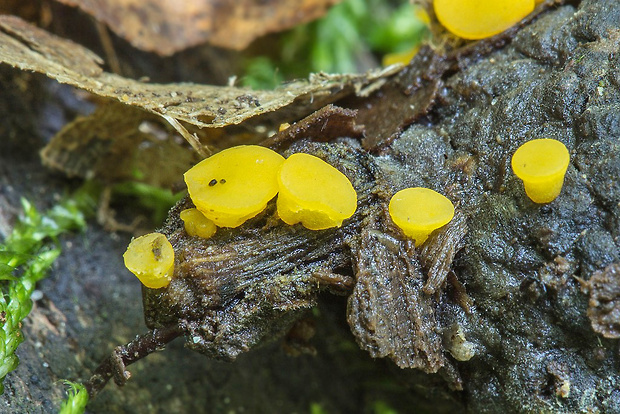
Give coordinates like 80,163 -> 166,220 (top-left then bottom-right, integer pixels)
1,0 -> 620,412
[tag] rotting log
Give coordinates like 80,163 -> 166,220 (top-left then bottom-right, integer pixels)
1,0 -> 619,412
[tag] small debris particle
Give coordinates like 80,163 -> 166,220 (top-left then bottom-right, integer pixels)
209,179 -> 218,187
587,263 -> 620,338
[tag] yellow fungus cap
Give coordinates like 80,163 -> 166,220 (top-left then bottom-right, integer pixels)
389,187 -> 455,246
277,153 -> 357,230
511,138 -> 570,204
180,208 -> 217,239
123,232 -> 175,289
434,0 -> 535,39
382,46 -> 420,67
184,145 -> 285,228
415,7 -> 431,26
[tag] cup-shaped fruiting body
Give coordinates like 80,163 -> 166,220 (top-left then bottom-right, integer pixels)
511,138 -> 570,204
180,208 -> 217,239
382,46 -> 420,67
434,0 -> 535,40
184,145 -> 285,228
389,187 -> 455,247
123,232 -> 175,289
277,153 -> 357,230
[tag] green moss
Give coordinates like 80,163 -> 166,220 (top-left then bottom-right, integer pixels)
111,181 -> 184,225
242,0 -> 429,88
0,190 -> 94,393
59,381 -> 88,414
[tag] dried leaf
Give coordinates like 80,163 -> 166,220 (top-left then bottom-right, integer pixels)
0,15 -> 400,148
55,0 -> 341,56
40,102 -> 201,187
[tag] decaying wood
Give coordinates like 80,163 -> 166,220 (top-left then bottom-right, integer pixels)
419,211 -> 468,295
347,230 -> 447,372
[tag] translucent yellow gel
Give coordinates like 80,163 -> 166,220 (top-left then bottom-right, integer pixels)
123,232 -> 175,289
184,145 -> 285,228
511,138 -> 570,204
389,187 -> 455,246
180,208 -> 217,239
434,0 -> 535,39
277,153 -> 357,230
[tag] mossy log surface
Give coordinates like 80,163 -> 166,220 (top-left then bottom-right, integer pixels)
1,0 -> 619,412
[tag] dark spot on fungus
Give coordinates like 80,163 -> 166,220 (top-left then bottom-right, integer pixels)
220,179 -> 226,184
208,179 -> 217,186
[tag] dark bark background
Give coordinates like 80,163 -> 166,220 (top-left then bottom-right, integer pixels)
1,0 -> 620,413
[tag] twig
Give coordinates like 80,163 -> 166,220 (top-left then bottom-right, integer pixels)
84,324 -> 182,399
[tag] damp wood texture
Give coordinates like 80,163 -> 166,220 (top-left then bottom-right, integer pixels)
1,0 -> 620,412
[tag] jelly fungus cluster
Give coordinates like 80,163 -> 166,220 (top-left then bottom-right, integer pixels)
183,145 -> 358,232
434,0 -> 535,39
511,138 -> 570,204
123,133 -> 571,289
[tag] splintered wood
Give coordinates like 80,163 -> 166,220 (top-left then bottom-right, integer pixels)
347,230 -> 447,372
419,211 -> 468,295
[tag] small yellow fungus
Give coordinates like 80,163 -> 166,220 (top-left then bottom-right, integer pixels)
277,153 -> 357,230
382,46 -> 420,67
184,145 -> 285,228
180,208 -> 217,239
123,232 -> 175,289
389,187 -> 455,246
511,138 -> 570,204
433,0 -> 535,40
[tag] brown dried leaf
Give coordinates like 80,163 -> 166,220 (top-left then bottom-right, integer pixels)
40,102 -> 201,187
55,0 -> 341,55
0,15 -> 400,152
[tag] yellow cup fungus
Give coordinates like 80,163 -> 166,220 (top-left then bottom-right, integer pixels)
511,138 -> 570,204
276,153 -> 357,230
180,208 -> 217,239
184,145 -> 285,228
388,187 -> 455,246
123,232 -> 175,289
382,46 -> 420,67
433,0 -> 535,40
